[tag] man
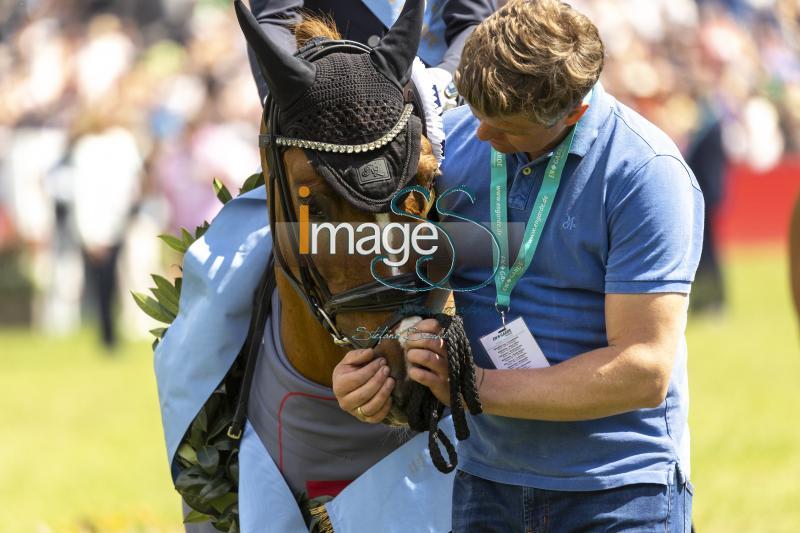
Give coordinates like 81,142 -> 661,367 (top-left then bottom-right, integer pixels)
246,0 -> 496,107
332,0 -> 704,530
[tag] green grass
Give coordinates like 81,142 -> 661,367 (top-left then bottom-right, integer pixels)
0,331 -> 183,532
0,245 -> 798,532
688,246 -> 800,532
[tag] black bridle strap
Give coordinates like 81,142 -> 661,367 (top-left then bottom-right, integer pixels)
323,273 -> 427,315
263,38 -> 432,348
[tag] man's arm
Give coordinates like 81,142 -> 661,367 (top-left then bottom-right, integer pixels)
406,292 -> 688,421
437,0 -> 496,73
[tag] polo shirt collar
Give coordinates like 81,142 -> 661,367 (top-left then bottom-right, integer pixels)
569,82 -> 613,158
507,83 -> 612,168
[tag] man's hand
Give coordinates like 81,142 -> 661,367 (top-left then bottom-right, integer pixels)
404,318 -> 450,405
332,348 -> 395,423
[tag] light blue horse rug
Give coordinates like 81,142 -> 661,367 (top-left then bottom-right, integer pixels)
154,186 -> 456,532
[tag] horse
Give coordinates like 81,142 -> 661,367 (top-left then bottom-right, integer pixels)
256,27 -> 442,403
172,1 -> 461,531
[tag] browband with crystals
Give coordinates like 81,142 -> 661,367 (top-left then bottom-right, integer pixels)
260,104 -> 414,154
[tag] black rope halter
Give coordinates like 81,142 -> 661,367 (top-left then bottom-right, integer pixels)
388,304 -> 483,473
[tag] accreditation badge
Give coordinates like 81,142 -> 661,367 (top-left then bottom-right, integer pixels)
479,317 -> 550,370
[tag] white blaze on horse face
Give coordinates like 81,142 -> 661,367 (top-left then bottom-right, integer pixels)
375,214 -> 402,275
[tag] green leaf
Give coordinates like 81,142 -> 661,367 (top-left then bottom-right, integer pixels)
175,466 -> 210,491
206,413 -> 232,442
210,437 -> 236,452
177,443 -> 198,465
184,509 -> 213,524
195,406 -> 208,432
150,287 -> 179,317
209,492 -> 237,513
198,477 -> 232,502
219,507 -> 238,531
190,414 -> 207,450
150,276 -> 179,316
152,338 -> 159,351
149,327 -> 167,339
226,451 -> 239,483
180,227 -> 195,249
195,221 -> 210,240
189,423 -> 205,452
197,446 -> 220,475
213,178 -> 233,205
152,274 -> 180,308
131,292 -> 175,323
158,233 -> 187,254
175,277 -> 183,294
183,492 -> 214,515
203,392 -> 222,417
239,172 -> 264,195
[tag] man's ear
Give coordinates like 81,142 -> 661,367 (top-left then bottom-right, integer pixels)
564,103 -> 589,126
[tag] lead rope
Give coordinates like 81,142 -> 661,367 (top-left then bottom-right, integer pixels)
403,310 -> 483,473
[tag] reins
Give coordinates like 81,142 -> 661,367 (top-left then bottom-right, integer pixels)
389,304 -> 484,473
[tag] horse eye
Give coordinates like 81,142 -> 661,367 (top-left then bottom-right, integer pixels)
306,199 -> 325,219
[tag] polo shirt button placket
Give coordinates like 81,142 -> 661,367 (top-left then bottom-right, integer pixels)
508,165 -> 536,210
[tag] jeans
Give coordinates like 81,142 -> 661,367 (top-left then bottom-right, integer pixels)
452,469 -> 693,533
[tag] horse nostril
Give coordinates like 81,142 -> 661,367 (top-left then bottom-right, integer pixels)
391,374 -> 413,408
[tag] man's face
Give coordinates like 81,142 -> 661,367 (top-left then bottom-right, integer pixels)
471,106 -> 586,159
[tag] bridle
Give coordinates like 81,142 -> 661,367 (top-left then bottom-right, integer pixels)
258,38 -> 432,349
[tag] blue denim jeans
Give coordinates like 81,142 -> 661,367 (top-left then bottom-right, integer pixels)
452,469 -> 693,532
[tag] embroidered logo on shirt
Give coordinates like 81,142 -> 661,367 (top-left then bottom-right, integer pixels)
562,215 -> 577,231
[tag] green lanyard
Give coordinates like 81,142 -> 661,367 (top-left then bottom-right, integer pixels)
489,125 -> 578,323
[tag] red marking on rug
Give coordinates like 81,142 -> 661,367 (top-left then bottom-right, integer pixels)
306,479 -> 353,499
277,391 -> 337,472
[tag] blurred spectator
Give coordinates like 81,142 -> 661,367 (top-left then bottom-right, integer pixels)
572,0 -> 799,165
686,108 -> 728,314
69,107 -> 143,350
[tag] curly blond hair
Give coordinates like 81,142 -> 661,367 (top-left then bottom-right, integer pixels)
455,0 -> 604,127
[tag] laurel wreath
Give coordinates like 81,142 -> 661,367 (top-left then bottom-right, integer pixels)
133,173 -> 264,533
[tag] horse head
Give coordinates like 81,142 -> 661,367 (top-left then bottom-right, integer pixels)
235,0 -> 442,425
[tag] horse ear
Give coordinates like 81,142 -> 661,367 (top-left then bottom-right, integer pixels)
369,0 -> 424,88
234,0 -> 316,110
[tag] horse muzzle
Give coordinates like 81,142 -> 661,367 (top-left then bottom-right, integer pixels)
372,315 -> 424,427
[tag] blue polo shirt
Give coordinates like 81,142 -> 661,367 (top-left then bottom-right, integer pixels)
437,84 -> 704,490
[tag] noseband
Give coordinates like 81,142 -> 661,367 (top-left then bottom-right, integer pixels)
260,39 -> 431,349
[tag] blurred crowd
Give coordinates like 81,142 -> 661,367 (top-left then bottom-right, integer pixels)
575,0 -> 800,169
0,0 -> 261,346
0,0 -> 798,344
